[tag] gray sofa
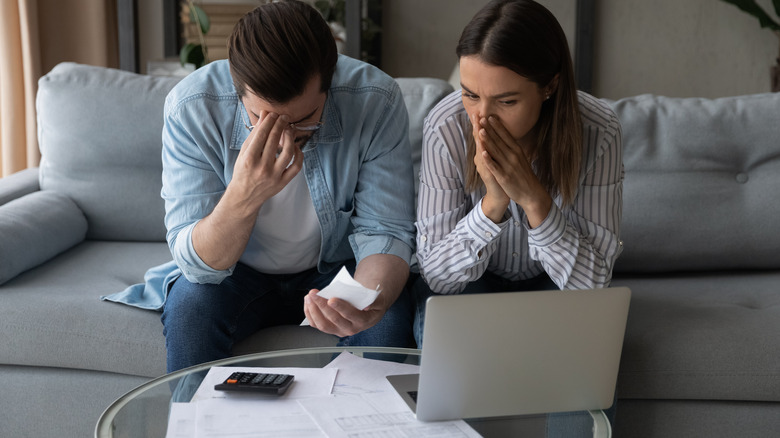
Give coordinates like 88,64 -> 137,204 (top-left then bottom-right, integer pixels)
0,62 -> 778,437
0,63 -> 451,438
608,93 -> 780,437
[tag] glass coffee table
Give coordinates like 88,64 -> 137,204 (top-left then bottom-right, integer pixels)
95,347 -> 610,438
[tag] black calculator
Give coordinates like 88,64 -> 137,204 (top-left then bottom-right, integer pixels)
214,372 -> 294,395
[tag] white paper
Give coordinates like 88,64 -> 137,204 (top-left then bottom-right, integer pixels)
166,366 -> 337,437
298,392 -> 483,438
165,403 -> 196,438
166,398 -> 325,438
298,352 -> 482,437
301,266 -> 380,326
195,397 -> 324,437
190,366 -> 337,402
325,351 -> 420,394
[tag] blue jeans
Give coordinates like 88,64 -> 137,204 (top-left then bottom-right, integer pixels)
161,261 -> 415,373
410,271 -> 617,437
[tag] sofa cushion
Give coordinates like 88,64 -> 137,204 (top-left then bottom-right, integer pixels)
612,272 -> 780,402
0,240 -> 339,378
609,93 -> 780,272
36,63 -> 180,241
0,167 -> 39,206
0,241 -> 173,377
394,77 -> 454,197
0,190 -> 87,285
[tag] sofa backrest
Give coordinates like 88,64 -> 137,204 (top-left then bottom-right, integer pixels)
395,77 -> 455,197
37,63 -> 179,241
609,93 -> 780,273
36,63 -> 453,242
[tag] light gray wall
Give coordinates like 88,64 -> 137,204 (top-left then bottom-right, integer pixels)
138,0 -> 779,99
593,0 -> 779,99
380,0 -> 778,99
381,0 -> 575,81
138,0 -> 164,74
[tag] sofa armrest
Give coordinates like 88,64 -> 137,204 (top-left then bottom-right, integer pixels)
0,191 -> 87,285
0,167 -> 39,206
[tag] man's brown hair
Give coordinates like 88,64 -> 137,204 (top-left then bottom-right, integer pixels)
228,0 -> 338,103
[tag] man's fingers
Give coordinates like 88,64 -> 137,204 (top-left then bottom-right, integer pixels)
304,292 -> 323,330
274,129 -> 300,173
319,297 -> 355,326
242,111 -> 278,158
259,115 -> 289,165
304,292 -> 367,337
306,293 -> 348,328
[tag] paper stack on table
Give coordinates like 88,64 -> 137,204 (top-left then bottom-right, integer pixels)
167,366 -> 337,438
165,352 -> 482,438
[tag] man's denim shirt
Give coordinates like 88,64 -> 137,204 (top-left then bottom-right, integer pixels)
103,56 -> 415,310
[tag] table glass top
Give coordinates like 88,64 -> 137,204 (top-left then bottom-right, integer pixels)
95,346 -> 610,438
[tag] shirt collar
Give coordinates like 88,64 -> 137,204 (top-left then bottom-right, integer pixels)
309,90 -> 342,146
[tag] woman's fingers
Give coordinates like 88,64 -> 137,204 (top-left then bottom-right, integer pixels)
487,115 -> 518,149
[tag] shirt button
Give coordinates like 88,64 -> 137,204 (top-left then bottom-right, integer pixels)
421,235 -> 427,242
512,252 -> 519,258
485,231 -> 492,238
514,221 -> 521,227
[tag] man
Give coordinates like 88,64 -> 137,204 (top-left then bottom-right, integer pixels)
156,1 -> 415,372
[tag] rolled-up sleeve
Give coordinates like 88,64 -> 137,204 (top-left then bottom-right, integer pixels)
161,94 -> 234,284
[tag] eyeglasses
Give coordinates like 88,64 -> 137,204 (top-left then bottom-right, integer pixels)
241,106 -> 324,133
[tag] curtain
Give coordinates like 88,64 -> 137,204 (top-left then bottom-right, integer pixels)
0,0 -> 118,178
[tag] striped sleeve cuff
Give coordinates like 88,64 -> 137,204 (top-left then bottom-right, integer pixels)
466,198 -> 508,247
526,203 -> 567,248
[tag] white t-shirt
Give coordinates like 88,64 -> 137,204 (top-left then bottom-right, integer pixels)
240,171 -> 322,274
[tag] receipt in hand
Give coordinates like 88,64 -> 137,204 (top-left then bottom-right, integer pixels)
300,266 -> 380,326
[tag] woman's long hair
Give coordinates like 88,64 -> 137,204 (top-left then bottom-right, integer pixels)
458,0 -> 582,206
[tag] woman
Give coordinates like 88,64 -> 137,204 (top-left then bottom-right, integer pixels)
414,2 -> 624,431
414,0 -> 623,340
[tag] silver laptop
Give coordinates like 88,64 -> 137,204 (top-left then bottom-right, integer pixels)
387,287 -> 631,421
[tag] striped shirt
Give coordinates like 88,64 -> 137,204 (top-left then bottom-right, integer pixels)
416,90 -> 624,294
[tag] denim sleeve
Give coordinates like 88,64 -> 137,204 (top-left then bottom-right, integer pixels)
348,83 -> 416,266
161,96 -> 235,284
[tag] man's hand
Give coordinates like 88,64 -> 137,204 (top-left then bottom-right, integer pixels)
229,111 -> 303,214
303,291 -> 388,337
302,254 -> 409,338
191,111 -> 304,271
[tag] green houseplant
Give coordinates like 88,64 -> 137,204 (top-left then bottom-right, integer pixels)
180,0 -> 210,69
719,0 -> 780,91
179,1 -> 381,70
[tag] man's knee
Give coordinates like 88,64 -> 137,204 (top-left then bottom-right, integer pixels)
162,278 -> 225,331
